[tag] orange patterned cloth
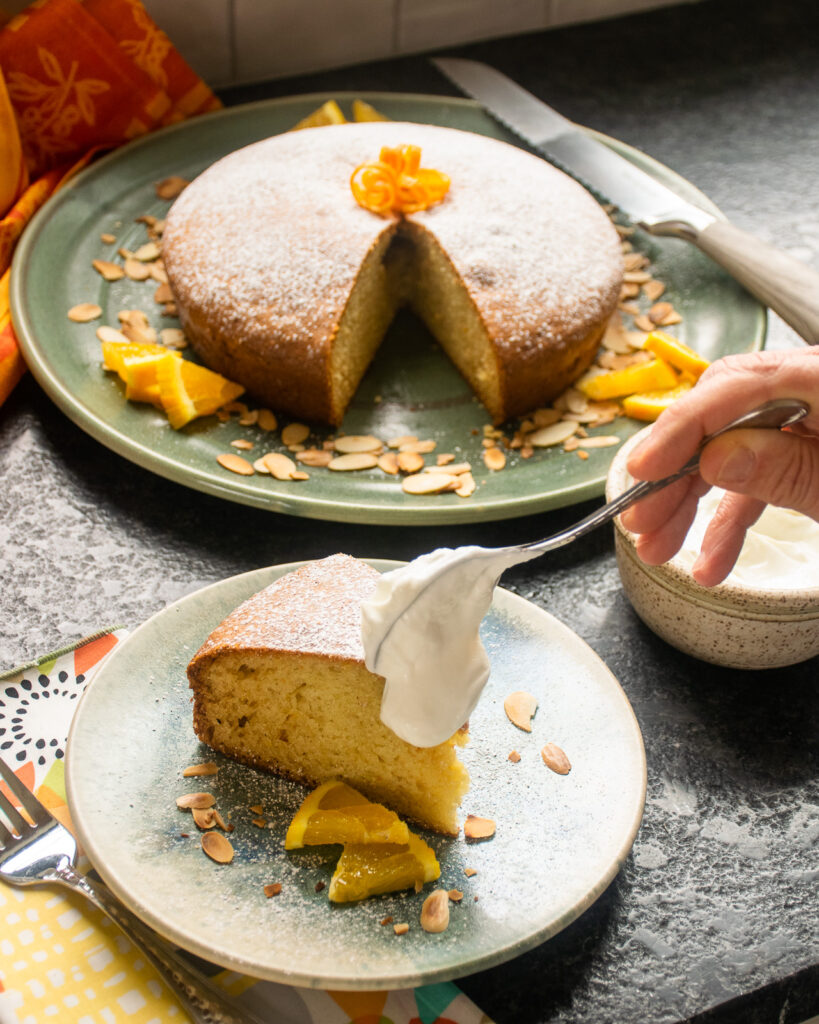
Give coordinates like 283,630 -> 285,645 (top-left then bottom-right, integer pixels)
0,0 -> 221,406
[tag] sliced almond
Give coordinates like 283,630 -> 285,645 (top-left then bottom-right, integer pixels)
182,762 -> 218,777
483,446 -> 506,471
149,261 -> 169,284
231,439 -> 254,451
153,280 -> 174,303
281,422 -> 309,446
124,257 -> 151,281
67,303 -> 102,323
253,457 -> 270,474
291,471 -> 310,480
455,472 -> 476,498
155,176 -> 189,200
503,690 -> 538,731
399,438 -> 436,454
436,453 -> 455,466
396,451 -> 424,474
296,448 -> 333,467
531,407 -> 562,428
160,327 -> 187,349
176,792 -> 216,810
252,817 -> 267,828
464,867 -> 477,877
92,259 -> 124,281
623,269 -> 652,284
577,435 -> 621,449
333,434 -> 382,454
192,807 -> 216,830
328,452 -> 378,472
528,420 -> 578,448
648,300 -> 673,324
464,814 -> 496,840
262,452 -> 297,480
388,434 -> 417,448
376,452 -> 399,475
541,742 -> 572,775
257,408 -> 278,431
212,810 -> 231,832
642,279 -> 666,301
100,232 -> 116,244
97,325 -> 130,345
402,472 -> 457,495
134,241 -> 161,262
201,831 -> 234,864
264,882 -> 282,897
633,314 -> 656,333
217,453 -> 254,476
428,461 -> 471,476
602,313 -> 633,354
420,890 -> 450,933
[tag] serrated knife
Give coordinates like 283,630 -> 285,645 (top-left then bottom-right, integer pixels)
432,57 -> 819,345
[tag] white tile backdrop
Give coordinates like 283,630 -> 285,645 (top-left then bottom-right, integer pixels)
140,0 -> 700,89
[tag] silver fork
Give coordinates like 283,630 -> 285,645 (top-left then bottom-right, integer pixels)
0,755 -> 268,1024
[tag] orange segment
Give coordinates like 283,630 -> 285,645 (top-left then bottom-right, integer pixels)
577,357 -> 679,401
156,354 -> 245,429
352,98 -> 389,122
101,339 -> 178,375
621,381 -> 694,421
285,779 -> 409,850
643,330 -> 710,378
328,832 -> 440,903
292,99 -> 346,130
121,353 -> 167,405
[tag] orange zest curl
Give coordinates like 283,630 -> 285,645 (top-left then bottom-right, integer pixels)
351,144 -> 450,216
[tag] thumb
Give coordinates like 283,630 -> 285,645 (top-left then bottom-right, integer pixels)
699,428 -> 819,520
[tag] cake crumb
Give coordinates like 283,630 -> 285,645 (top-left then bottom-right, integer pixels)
508,750 -> 521,763
393,922 -> 409,935
264,883 -> 282,898
380,915 -> 394,926
464,867 -> 477,877
315,881 -> 326,893
448,889 -> 463,902
249,804 -> 263,814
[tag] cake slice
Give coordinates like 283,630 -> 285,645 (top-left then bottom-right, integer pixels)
186,554 -> 470,834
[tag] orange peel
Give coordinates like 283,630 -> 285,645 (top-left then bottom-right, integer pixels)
351,144 -> 450,216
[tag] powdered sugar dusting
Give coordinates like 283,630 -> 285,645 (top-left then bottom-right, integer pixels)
163,122 -> 622,366
190,553 -> 377,664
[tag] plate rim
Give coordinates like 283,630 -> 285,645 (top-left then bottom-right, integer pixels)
65,557 -> 647,990
10,92 -> 766,525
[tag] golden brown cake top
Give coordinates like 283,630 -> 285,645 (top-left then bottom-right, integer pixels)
163,121 -> 623,363
189,554 -> 379,668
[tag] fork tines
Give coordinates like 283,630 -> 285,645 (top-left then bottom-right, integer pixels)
0,755 -> 52,844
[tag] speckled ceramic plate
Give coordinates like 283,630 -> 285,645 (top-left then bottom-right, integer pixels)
65,559 -> 646,990
11,93 -> 765,524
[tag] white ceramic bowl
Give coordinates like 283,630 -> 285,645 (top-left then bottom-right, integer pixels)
606,429 -> 819,670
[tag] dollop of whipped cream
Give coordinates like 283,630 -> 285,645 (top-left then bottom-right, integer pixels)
674,489 -> 819,589
361,545 -> 537,748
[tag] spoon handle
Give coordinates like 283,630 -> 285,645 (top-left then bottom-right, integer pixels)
522,397 -> 810,557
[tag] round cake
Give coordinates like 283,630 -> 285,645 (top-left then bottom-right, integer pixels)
162,121 -> 623,425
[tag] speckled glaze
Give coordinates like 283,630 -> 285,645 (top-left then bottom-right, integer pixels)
607,430 -> 819,669
65,559 -> 645,991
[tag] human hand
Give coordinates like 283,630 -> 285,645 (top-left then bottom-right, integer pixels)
620,347 -> 819,586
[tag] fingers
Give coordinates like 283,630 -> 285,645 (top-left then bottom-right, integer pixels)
620,473 -> 710,536
627,347 -> 819,482
698,428 -> 819,520
630,478 -> 705,565
691,492 -> 766,587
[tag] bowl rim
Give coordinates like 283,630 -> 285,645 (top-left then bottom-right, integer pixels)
606,427 -> 819,612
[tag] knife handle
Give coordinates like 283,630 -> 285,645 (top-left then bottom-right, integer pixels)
650,218 -> 819,345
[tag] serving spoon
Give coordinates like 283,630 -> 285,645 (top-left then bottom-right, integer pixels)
362,397 -> 811,748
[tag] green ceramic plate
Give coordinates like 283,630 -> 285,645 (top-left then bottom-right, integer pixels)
11,93 -> 765,525
65,559 -> 646,990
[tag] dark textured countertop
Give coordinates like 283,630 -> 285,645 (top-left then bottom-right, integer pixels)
1,0 -> 817,1021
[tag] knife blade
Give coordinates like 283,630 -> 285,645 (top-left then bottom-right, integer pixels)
432,57 -> 819,345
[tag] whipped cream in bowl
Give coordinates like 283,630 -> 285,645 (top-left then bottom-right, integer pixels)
606,427 -> 819,669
